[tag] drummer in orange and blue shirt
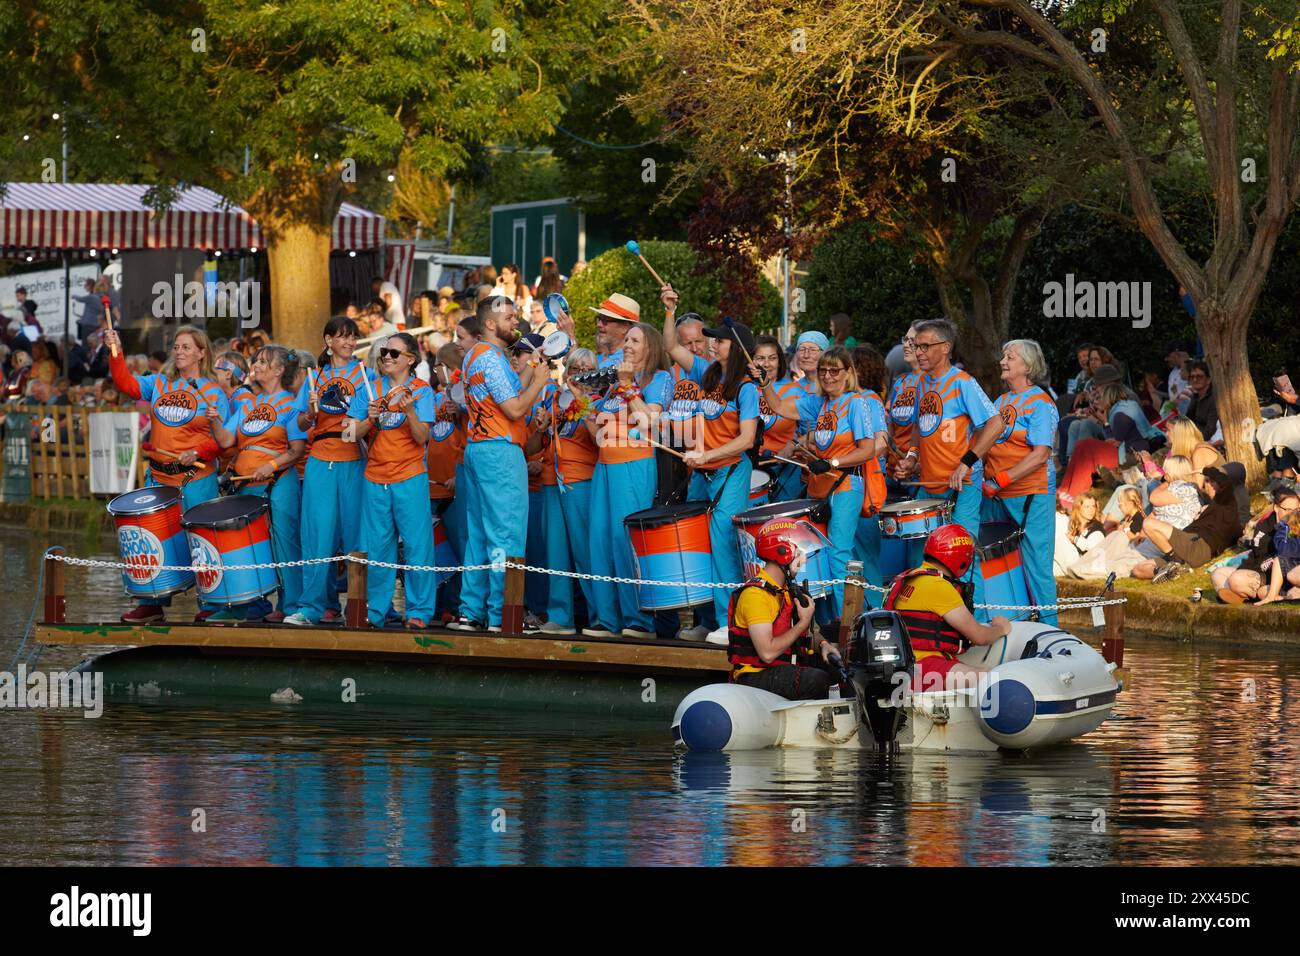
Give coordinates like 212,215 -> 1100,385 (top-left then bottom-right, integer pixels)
660,287 -> 761,630
886,320 -> 924,482
208,345 -> 308,622
105,324 -> 230,624
510,333 -> 560,624
892,318 -> 1004,619
751,334 -> 808,502
428,341 -> 468,624
981,339 -> 1059,625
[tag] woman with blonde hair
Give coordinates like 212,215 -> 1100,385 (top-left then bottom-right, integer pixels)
104,324 -> 229,624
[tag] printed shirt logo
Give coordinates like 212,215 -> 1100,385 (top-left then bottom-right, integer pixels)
891,386 -> 916,426
154,388 -> 198,426
698,386 -> 727,420
118,525 -> 165,584
917,390 -> 944,438
240,402 -> 279,437
759,394 -> 778,430
318,379 -> 353,415
431,419 -> 455,441
667,379 -> 702,420
379,385 -> 413,430
188,534 -> 224,593
813,407 -> 837,450
998,403 -> 1019,442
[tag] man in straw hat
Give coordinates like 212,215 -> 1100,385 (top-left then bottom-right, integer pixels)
591,292 -> 640,369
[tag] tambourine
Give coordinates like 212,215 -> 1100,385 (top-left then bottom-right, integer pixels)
541,331 -> 573,362
543,293 -> 570,325
450,382 -> 467,411
570,367 -> 619,391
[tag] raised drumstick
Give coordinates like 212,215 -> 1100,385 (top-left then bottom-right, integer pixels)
627,427 -> 688,460
625,240 -> 666,287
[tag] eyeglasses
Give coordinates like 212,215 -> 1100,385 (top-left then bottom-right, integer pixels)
1189,373 -> 1209,381
817,366 -> 845,377
796,346 -> 822,355
380,348 -> 411,360
914,340 -> 947,354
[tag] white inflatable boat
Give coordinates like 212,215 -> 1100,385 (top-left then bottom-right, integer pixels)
672,615 -> 1119,754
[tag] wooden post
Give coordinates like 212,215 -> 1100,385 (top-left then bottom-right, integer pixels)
501,555 -> 526,635
43,547 -> 66,624
838,559 -> 865,658
345,551 -> 368,628
50,407 -> 65,499
1101,599 -> 1126,688
65,406 -> 81,500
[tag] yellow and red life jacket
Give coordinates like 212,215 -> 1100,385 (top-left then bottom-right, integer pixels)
883,567 -> 970,658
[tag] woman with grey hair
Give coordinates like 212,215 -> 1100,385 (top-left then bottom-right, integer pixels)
981,338 -> 1060,624
524,347 -> 601,635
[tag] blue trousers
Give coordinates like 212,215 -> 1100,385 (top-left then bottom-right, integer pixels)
141,470 -> 218,609
983,494 -> 1058,626
817,479 -> 864,624
525,488 -> 547,616
362,472 -> 437,626
460,441 -> 528,628
588,457 -> 655,632
687,457 -> 752,626
246,471 -> 303,617
298,456 -> 364,622
542,480 -> 597,628
768,461 -> 805,502
853,513 -> 884,609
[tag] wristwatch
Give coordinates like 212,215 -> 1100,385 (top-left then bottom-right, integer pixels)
830,458 -> 840,468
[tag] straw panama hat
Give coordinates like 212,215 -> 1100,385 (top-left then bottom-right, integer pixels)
589,293 -> 640,323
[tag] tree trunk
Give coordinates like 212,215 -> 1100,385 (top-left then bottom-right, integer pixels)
264,222 -> 332,353
1197,303 -> 1264,487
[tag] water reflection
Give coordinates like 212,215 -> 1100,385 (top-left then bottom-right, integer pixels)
3,527 -> 1300,866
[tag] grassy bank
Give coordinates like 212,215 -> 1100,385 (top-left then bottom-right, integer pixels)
0,497 -> 116,539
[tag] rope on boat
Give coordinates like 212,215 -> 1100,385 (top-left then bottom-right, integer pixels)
42,553 -> 1129,614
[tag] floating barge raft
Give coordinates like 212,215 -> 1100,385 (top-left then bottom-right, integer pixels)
33,551 -> 729,719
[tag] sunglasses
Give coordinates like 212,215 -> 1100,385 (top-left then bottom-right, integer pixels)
380,348 -> 412,360
817,366 -> 845,377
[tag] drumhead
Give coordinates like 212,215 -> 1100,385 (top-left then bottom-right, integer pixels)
750,470 -> 772,490
624,501 -> 713,529
107,485 -> 181,517
542,292 -> 570,325
880,497 -> 950,516
450,382 -> 467,410
541,330 -> 572,358
181,494 -> 269,531
557,389 -> 575,412
731,497 -> 830,527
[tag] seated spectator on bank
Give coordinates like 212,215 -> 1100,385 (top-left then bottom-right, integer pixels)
1054,493 -> 1105,575
1058,380 -> 1165,503
49,377 -> 71,406
1163,340 -> 1192,413
1058,363 -> 1123,469
1132,466 -> 1243,581
1257,376 -> 1300,479
1212,484 -> 1300,603
1255,505 -> 1300,605
1065,343 -> 1096,396
4,350 -> 32,401
1088,345 -> 1126,385
31,340 -> 59,384
1132,456 -> 1200,562
1068,487 -> 1149,579
1136,364 -> 1168,424
1184,360 -> 1219,443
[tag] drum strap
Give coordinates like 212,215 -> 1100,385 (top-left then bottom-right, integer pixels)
148,457 -> 197,476
314,431 -> 345,442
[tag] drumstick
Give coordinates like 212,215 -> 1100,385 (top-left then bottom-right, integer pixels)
102,296 -> 120,358
723,316 -> 754,367
899,480 -> 953,490
307,366 -> 318,411
361,368 -> 376,404
141,442 -> 182,460
627,428 -> 688,460
625,240 -> 666,287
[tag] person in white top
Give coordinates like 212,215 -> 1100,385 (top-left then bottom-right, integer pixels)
372,276 -> 405,330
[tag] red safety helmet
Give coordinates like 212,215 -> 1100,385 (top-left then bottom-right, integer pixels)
754,518 -> 825,566
924,524 -> 976,578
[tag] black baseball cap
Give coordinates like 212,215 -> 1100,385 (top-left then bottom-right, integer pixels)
703,319 -> 756,357
509,332 -> 546,354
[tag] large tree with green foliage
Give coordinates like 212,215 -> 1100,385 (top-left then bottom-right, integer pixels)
6,0 -> 614,350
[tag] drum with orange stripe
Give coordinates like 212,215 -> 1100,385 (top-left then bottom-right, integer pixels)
625,501 -> 714,610
107,486 -> 195,600
731,498 -> 832,598
978,521 -> 1031,611
181,495 -> 278,606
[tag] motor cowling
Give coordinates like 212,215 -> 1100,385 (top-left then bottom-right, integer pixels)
848,610 -> 916,745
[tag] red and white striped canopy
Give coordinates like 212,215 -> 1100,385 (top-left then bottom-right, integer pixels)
0,183 -> 384,252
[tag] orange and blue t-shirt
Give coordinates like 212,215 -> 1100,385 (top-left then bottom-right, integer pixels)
294,360 -> 378,463
760,378 -> 803,454
887,371 -> 920,450
794,390 -> 871,497
463,342 -> 527,446
593,370 -> 672,465
347,376 -> 435,484
427,389 -> 466,500
912,366 -> 997,486
665,354 -> 759,470
985,386 -> 1058,497
225,389 -> 306,477
542,388 -> 599,487
110,354 -> 230,485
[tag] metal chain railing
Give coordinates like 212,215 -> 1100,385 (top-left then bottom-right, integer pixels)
46,552 -> 1128,614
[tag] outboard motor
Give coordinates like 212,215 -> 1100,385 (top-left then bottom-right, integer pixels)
848,610 -> 916,745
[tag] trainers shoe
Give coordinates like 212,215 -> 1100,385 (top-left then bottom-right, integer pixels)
704,625 -> 729,646
320,608 -> 342,624
193,609 -> 214,623
121,605 -> 165,624
206,609 -> 242,623
677,625 -> 711,642
522,613 -> 544,633
621,627 -> 655,640
447,616 -> 486,632
1153,561 -> 1188,584
282,612 -> 314,626
263,610 -> 286,624
538,621 -> 577,635
488,624 -> 503,634
581,626 -> 617,637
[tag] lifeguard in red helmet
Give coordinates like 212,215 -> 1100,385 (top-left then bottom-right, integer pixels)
726,518 -> 838,701
883,523 -> 1012,691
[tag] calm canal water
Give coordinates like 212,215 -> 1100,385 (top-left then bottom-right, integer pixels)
2,526 -> 1299,866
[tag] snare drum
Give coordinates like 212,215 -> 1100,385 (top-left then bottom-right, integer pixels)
748,470 -> 772,507
877,497 -> 953,540
978,521 -> 1031,610
878,494 -> 910,583
181,495 -> 278,606
541,330 -> 572,362
625,501 -> 714,610
107,486 -> 195,600
732,498 -> 833,598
